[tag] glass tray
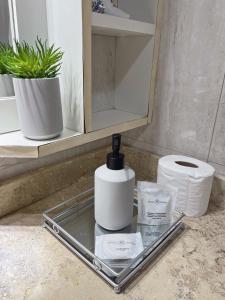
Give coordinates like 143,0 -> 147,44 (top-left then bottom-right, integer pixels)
43,188 -> 184,293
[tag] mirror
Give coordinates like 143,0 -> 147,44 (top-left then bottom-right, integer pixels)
13,0 -> 48,45
0,0 -> 14,98
12,0 -> 85,133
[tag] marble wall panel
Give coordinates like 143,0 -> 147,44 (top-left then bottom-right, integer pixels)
124,0 -> 225,174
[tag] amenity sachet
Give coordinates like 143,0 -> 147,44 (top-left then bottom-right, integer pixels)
95,232 -> 143,260
137,181 -> 175,226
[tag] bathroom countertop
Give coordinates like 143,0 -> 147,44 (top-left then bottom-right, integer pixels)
0,175 -> 225,300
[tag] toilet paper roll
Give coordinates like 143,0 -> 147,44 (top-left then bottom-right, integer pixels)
157,155 -> 215,217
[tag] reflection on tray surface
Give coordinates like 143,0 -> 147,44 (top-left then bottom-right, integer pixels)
45,194 -> 183,278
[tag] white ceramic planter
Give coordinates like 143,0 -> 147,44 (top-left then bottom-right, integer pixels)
0,74 -> 14,97
13,77 -> 63,140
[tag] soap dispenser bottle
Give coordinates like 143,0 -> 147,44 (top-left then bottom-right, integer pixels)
95,134 -> 135,230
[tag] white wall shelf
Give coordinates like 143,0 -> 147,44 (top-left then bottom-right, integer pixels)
0,0 -> 160,159
93,109 -> 144,131
0,118 -> 147,158
92,12 -> 155,36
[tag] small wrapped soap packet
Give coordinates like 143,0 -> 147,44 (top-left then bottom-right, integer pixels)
137,181 -> 177,226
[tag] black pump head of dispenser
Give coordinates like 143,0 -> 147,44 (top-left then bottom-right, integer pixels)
107,134 -> 124,170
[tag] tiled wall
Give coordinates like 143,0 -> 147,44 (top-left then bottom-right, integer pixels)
1,0 -> 225,181
123,0 -> 225,176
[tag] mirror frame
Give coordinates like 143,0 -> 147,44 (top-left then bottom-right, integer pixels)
0,0 -> 17,102
0,0 -> 20,134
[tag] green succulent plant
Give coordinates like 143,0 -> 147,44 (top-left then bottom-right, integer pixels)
6,38 -> 63,79
0,42 -> 14,75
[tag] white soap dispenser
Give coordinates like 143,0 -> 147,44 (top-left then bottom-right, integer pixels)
95,134 -> 135,230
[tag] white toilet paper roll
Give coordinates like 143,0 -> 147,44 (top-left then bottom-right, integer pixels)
157,155 -> 215,217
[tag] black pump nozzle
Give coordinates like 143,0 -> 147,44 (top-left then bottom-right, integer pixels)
112,134 -> 121,154
107,134 -> 124,170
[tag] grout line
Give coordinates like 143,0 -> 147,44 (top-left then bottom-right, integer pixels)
113,35 -> 117,110
206,72 -> 225,162
208,161 -> 225,167
123,136 -> 193,157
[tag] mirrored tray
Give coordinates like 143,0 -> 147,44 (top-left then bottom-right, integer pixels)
43,188 -> 184,293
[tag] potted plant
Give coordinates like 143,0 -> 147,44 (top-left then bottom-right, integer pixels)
0,42 -> 14,97
6,38 -> 64,140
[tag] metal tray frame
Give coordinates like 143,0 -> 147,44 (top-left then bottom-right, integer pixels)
43,188 -> 185,293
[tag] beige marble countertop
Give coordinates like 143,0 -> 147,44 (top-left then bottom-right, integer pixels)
0,176 -> 225,300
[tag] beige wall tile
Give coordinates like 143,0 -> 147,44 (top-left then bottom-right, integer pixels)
209,83 -> 225,167
124,0 -> 225,174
